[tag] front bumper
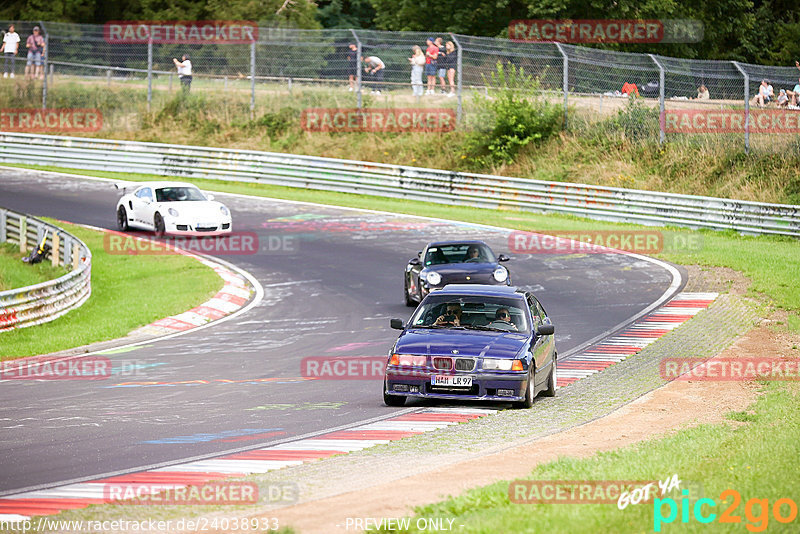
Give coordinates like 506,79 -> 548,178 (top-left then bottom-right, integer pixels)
385,368 -> 528,402
164,219 -> 232,236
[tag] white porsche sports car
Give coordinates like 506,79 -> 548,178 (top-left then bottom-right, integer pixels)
115,181 -> 232,236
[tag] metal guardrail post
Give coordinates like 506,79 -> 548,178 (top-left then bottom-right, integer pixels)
250,40 -> 256,120
649,54 -> 666,145
42,33 -> 49,109
0,209 -> 6,243
147,36 -> 153,109
351,29 -> 362,110
554,43 -> 568,130
450,33 -> 463,125
732,61 -> 750,153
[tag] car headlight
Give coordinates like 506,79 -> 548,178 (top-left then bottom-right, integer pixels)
168,208 -> 179,217
389,354 -> 427,367
483,358 -> 524,371
220,205 -> 229,216
483,358 -> 513,371
426,271 -> 442,286
493,266 -> 508,283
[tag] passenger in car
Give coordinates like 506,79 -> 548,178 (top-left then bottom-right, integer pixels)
434,303 -> 462,326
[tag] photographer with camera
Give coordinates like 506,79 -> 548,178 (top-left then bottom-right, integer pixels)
434,303 -> 462,326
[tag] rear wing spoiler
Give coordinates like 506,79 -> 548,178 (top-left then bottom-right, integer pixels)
114,181 -> 142,193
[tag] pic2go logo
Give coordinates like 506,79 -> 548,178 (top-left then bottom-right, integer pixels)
654,489 -> 798,532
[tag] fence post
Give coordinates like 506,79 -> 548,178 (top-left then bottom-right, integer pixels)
450,33 -> 463,125
146,37 -> 153,111
554,43 -> 568,130
351,29 -> 362,110
649,54 -> 666,145
0,209 -> 6,244
250,40 -> 256,120
42,33 -> 49,108
732,61 -> 750,153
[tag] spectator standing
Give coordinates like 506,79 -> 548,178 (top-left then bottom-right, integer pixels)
347,43 -> 357,91
173,54 -> 192,93
424,37 -> 439,95
2,24 -> 20,78
435,37 -> 447,94
443,41 -> 457,97
409,45 -> 425,98
25,26 -> 45,80
363,55 -> 384,94
695,85 -> 709,100
753,79 -> 773,108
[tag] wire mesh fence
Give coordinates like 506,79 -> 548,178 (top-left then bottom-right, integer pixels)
1,20 -> 800,152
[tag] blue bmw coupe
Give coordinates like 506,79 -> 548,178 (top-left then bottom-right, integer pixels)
385,285 -> 557,408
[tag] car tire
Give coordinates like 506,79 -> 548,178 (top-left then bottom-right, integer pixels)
514,369 -> 535,409
383,380 -> 406,407
154,213 -> 166,237
117,206 -> 129,232
543,355 -> 557,397
404,276 -> 416,307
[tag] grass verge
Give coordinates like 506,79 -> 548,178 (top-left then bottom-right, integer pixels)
0,220 -> 223,359
372,381 -> 800,533
0,242 -> 68,291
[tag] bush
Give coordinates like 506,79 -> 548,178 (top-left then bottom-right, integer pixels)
609,97 -> 660,143
462,62 -> 562,167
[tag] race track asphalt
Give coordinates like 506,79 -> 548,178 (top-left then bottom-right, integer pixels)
0,169 -> 682,493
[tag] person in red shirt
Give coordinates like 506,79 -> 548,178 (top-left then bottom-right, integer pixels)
425,37 -> 439,95
621,82 -> 640,97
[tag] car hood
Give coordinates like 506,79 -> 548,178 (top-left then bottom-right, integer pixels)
424,263 -> 500,284
157,201 -> 226,218
395,329 -> 528,359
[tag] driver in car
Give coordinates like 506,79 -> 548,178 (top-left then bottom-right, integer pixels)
434,303 -> 462,326
492,308 -> 518,331
464,245 -> 482,261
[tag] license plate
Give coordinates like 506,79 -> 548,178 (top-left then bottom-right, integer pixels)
431,375 -> 473,387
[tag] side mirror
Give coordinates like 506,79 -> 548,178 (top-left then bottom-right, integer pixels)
537,324 -> 555,336
408,258 -> 421,266
390,318 -> 405,330
206,193 -> 215,201
498,254 -> 510,262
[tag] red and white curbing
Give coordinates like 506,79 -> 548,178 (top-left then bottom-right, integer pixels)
0,408 -> 495,521
133,257 -> 252,336
556,292 -> 719,387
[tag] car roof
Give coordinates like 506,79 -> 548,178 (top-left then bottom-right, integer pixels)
136,182 -> 197,189
426,240 -> 490,248
437,284 -> 523,297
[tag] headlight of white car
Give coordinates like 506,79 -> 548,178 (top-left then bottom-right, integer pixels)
426,271 -> 442,286
168,208 -> 179,217
220,206 -> 229,217
483,358 -> 513,371
493,266 -> 508,282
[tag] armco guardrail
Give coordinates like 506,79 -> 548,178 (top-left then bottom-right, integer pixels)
0,207 -> 92,331
1,132 -> 798,237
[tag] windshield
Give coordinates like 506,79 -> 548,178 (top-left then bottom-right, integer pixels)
155,187 -> 206,202
424,243 -> 496,265
409,294 -> 528,333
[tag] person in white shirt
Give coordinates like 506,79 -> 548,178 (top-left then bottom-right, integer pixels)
408,46 -> 425,98
753,79 -> 774,108
1,24 -> 20,78
173,54 -> 192,93
362,56 -> 384,94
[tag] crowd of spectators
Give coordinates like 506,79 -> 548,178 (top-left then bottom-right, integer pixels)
345,36 -> 457,98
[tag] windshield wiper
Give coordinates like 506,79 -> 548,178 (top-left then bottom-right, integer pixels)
412,324 -> 466,330
463,325 -> 503,331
